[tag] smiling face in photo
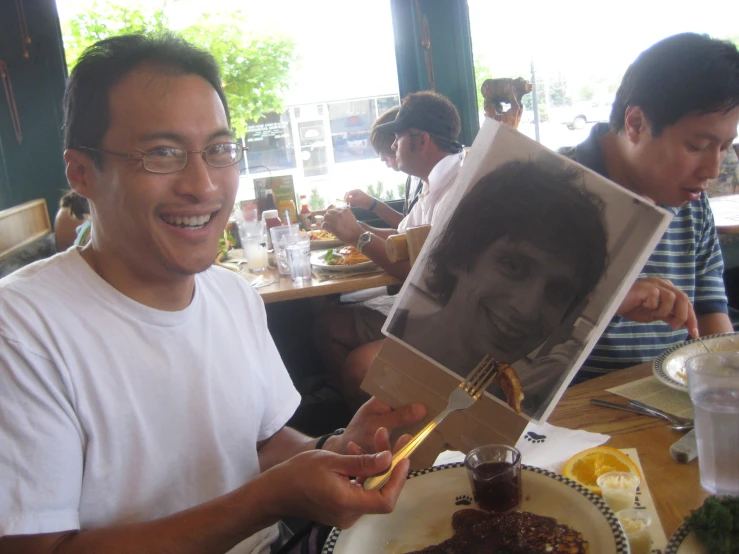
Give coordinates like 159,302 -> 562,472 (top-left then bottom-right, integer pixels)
443,236 -> 580,364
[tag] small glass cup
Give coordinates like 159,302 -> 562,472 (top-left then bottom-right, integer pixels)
616,508 -> 652,554
597,471 -> 640,513
464,445 -> 522,513
285,231 -> 312,282
270,224 -> 299,276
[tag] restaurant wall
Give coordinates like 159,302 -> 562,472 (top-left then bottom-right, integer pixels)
0,0 -> 67,219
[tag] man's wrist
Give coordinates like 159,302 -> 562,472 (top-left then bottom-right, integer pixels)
369,197 -> 379,212
316,428 -> 345,451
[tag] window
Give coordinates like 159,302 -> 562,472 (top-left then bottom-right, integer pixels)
56,0 -> 407,209
468,0 -> 739,151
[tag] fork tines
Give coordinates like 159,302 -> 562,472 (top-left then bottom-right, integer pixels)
462,355 -> 499,397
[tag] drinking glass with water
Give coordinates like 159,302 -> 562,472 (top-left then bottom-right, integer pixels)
285,232 -> 311,282
686,352 -> 739,495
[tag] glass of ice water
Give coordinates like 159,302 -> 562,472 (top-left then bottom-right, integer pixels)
285,232 -> 312,282
686,352 -> 739,495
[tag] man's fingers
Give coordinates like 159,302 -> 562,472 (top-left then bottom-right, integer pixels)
333,451 -> 392,478
347,441 -> 366,456
393,433 -> 412,453
378,403 -> 427,431
374,427 -> 391,453
376,457 -> 410,508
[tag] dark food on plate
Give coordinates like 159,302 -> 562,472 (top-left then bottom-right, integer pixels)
685,495 -> 739,554
408,508 -> 588,553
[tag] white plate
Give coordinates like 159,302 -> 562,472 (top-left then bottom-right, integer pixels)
310,239 -> 343,250
321,463 -> 629,554
311,249 -> 377,273
652,332 -> 739,391
664,521 -> 708,554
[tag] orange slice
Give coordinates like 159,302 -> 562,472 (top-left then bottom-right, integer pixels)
561,446 -> 641,495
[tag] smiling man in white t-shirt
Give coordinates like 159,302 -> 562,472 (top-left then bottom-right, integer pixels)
0,33 -> 426,554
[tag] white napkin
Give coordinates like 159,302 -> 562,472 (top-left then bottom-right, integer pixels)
433,421 -> 609,474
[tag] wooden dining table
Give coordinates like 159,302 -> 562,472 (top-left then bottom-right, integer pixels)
550,363 -> 708,537
255,266 -> 400,304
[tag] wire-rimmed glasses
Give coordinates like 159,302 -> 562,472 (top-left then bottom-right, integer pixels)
78,142 -> 245,174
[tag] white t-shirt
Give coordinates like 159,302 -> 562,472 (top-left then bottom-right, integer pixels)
0,249 -> 301,553
397,151 -> 465,233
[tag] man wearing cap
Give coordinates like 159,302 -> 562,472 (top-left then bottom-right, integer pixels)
316,91 -> 465,409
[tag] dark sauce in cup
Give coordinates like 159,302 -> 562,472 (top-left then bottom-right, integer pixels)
469,461 -> 522,513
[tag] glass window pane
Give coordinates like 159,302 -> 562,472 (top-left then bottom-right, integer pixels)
57,0 -> 407,212
468,0 -> 739,151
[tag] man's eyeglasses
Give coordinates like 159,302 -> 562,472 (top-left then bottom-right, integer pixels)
78,143 -> 245,174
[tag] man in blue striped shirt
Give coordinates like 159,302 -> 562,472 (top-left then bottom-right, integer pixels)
560,33 -> 739,378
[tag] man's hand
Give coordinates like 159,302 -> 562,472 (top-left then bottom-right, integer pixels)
322,208 -> 363,245
265,449 -> 409,529
344,189 -> 375,211
326,397 -> 426,455
617,278 -> 699,338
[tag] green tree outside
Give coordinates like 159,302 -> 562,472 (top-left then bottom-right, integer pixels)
60,1 -> 296,138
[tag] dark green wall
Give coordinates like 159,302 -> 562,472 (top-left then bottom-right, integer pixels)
0,0 -> 67,219
390,0 -> 479,147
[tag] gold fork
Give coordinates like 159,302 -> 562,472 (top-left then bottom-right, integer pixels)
363,355 -> 499,491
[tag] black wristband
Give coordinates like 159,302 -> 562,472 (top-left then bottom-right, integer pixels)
369,197 -> 379,212
315,428 -> 345,450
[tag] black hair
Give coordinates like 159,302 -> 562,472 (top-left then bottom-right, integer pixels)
370,106 -> 400,155
610,33 -> 739,135
63,32 -> 229,163
426,160 -> 608,314
59,190 -> 89,220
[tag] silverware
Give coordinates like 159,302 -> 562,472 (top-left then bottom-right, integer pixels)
696,336 -> 712,353
590,399 -> 694,430
628,400 -> 694,427
363,355 -> 500,491
589,398 -> 658,417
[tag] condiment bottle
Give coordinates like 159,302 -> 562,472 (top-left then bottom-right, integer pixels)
298,195 -> 312,230
262,209 -> 281,249
261,188 -> 277,216
277,198 -> 297,225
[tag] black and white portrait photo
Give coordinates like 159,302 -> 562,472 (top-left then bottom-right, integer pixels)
383,119 -> 671,421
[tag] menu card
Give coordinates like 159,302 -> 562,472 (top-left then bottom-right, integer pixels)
362,118 -> 673,468
253,175 -> 296,217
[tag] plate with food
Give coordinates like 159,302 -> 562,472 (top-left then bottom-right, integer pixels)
652,332 -> 739,391
311,246 -> 377,272
309,229 -> 343,250
665,496 -> 738,554
321,463 -> 628,553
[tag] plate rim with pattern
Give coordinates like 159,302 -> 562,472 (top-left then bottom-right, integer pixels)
652,331 -> 739,392
320,462 -> 629,554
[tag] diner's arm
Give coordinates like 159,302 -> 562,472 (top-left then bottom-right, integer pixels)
358,223 -> 396,240
345,189 -> 404,229
0,450 -> 408,554
322,208 -> 411,279
257,398 -> 427,472
697,312 -> 734,335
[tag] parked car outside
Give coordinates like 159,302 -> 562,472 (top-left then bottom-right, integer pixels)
555,98 -> 613,130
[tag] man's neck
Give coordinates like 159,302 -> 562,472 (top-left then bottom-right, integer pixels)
80,245 -> 196,312
598,131 -> 641,195
418,150 -> 452,184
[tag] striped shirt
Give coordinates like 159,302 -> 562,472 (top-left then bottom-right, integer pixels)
560,123 -> 728,375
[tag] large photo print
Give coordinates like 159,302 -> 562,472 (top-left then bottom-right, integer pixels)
382,119 -> 671,421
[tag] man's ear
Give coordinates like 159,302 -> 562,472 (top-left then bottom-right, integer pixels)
623,106 -> 650,144
63,149 -> 97,200
418,131 -> 430,150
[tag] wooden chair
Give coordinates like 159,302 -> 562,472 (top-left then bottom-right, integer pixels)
0,199 -> 55,278
385,224 -> 432,267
